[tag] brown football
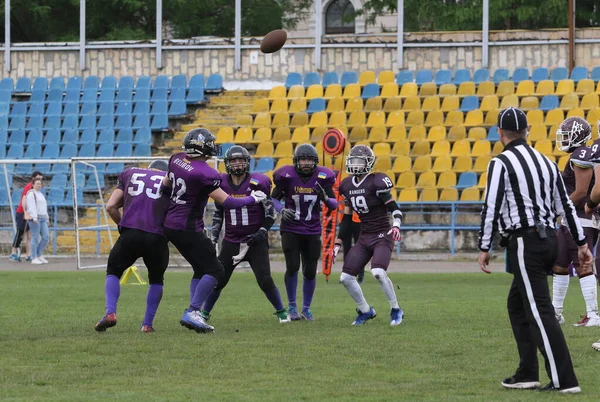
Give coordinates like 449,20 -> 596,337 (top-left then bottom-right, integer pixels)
260,29 -> 287,54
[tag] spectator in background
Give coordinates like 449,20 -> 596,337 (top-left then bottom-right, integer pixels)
26,177 -> 49,265
9,171 -> 43,262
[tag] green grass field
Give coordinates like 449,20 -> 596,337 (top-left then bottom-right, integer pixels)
1,270 -> 598,401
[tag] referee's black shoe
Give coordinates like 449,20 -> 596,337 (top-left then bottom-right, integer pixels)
501,376 -> 540,390
538,382 -> 581,394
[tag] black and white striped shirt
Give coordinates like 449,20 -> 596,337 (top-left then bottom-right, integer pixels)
478,138 -> 586,251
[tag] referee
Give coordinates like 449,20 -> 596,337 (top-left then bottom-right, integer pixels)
477,107 -> 592,394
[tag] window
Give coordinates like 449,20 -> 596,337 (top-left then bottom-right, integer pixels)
325,0 -> 355,34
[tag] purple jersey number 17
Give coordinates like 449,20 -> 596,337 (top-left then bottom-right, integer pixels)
291,194 -> 318,220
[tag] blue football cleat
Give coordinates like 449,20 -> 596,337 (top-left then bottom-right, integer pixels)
288,305 -> 301,321
180,309 -> 214,333
352,307 -> 377,326
390,307 -> 404,326
301,308 -> 314,321
95,313 -> 117,332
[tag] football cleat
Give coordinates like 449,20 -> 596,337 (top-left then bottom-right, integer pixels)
141,325 -> 155,333
200,309 -> 211,322
288,306 -> 301,321
539,382 -> 581,393
180,309 -> 214,333
592,339 -> 600,351
352,307 -> 377,326
501,376 -> 540,389
275,309 -> 291,323
390,307 -> 404,326
572,315 -> 600,327
95,313 -> 117,332
301,308 -> 314,321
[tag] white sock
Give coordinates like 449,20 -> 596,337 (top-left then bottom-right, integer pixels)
552,274 -> 570,313
340,273 -> 370,313
579,275 -> 599,318
371,268 -> 399,309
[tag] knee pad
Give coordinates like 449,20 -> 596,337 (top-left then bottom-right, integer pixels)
258,276 -> 275,292
340,272 -> 356,286
303,270 -> 317,281
371,268 -> 387,282
147,272 -> 165,286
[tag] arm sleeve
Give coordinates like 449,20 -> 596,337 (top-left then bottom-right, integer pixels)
478,159 -> 506,252
337,212 -> 352,242
211,204 -> 224,243
262,198 -> 276,230
553,164 -> 587,246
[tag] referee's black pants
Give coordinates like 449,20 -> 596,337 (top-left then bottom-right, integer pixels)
506,228 -> 578,389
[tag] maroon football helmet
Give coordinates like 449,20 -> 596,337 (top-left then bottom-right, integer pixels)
346,145 -> 375,175
556,116 -> 592,152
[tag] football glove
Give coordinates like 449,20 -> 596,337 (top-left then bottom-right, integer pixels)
247,227 -> 268,246
388,226 -> 402,242
250,190 -> 267,203
280,208 -> 296,222
332,243 -> 341,264
315,182 -> 329,202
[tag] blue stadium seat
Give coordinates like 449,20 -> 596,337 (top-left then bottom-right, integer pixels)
0,77 -> 14,91
285,73 -> 302,89
34,163 -> 52,175
189,74 -> 205,88
168,100 -> 187,117
133,101 -> 150,116
67,76 -> 82,90
98,89 -> 115,103
14,77 -> 32,93
539,95 -> 559,112
170,74 -> 187,89
42,143 -> 60,159
570,66 -> 588,83
12,191 -> 24,206
115,101 -> 132,116
26,129 -> 43,145
456,172 -> 478,189
84,173 -> 105,191
105,163 -> 124,175
361,83 -> 380,99
133,144 -> 150,157
0,129 -> 7,144
434,69 -> 452,85
29,90 -> 46,103
49,174 -> 67,190
114,115 -> 132,130
255,157 -> 274,172
249,157 -> 256,172
492,69 -> 510,84
43,116 -> 61,130
47,189 -> 65,206
136,76 -> 152,89
592,67 -> 600,82
115,88 -> 132,102
32,77 -> 48,92
79,115 -> 97,130
0,116 -> 8,130
96,143 -> 114,158
452,69 -> 471,84
115,143 -> 133,157
44,129 -> 61,144
7,144 -> 24,158
0,102 -> 10,115
511,67 -> 529,84
307,98 -> 326,115
151,100 -> 168,116
220,143 -> 235,157
460,96 -> 479,112
9,129 -> 25,144
0,145 -> 5,159
81,88 -> 98,102
97,114 -> 115,130
304,72 -> 320,88
533,67 -> 549,83
49,77 -> 65,91
44,102 -> 62,117
186,86 -> 205,104
150,88 -> 168,102
79,129 -> 97,145
322,71 -> 339,87
169,87 -> 186,101
550,67 -> 568,83
97,129 -> 115,144
26,116 -> 44,131
134,128 -> 151,144
64,89 -> 81,103
24,143 -> 42,159
60,129 -> 78,145
132,114 -> 150,130
133,88 -> 150,102
80,102 -> 97,115
153,75 -> 170,90
340,71 -> 358,88
118,76 -> 135,90
47,88 -> 63,103
79,143 -> 96,157
11,102 -> 28,116
396,70 -> 414,85
0,90 -> 11,103
63,102 -> 79,116
97,101 -> 115,116
416,69 -> 433,85
61,115 -> 79,130
472,68 -> 490,84
101,76 -> 117,90
150,114 -> 168,131
115,128 -> 133,144
9,116 -> 26,131
83,76 -> 99,89
59,143 -> 78,159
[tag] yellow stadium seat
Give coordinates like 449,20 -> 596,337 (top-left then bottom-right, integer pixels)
545,108 -> 564,126
439,84 -> 457,96
288,98 -> 306,113
236,114 -> 252,126
402,96 -> 421,110
396,171 -> 415,187
216,127 -> 234,144
253,112 -> 271,128
453,155 -> 473,173
480,95 -> 499,112
388,125 -> 407,142
406,110 -> 424,126
411,140 -> 431,157
445,110 -> 464,126
348,111 -> 366,127
253,127 -> 272,143
528,124 -> 547,142
342,84 -> 361,99
580,94 -> 599,110
291,127 -> 310,143
374,157 -> 391,172
359,71 -> 376,86
451,139 -> 471,156
365,97 -> 383,112
272,111 -> 290,128
274,141 -> 294,158
464,110 -> 484,126
373,142 -> 391,156
345,97 -> 363,112
383,97 -> 402,112
473,155 -> 491,173
288,85 -> 305,99
567,108 -> 585,118
432,154 -> 452,172
324,84 -> 342,98
575,79 -> 595,94
255,142 -> 274,157
476,81 -> 495,96
471,140 -> 491,157
492,141 -> 504,156
392,140 -> 411,156
534,139 -> 553,156
424,110 -> 444,127
428,125 -> 447,142
253,98 -> 270,113
234,127 -> 253,143
448,125 -> 467,142
460,187 -> 480,202
326,97 -> 344,113
431,140 -> 451,158
526,109 -> 544,125
275,157 -> 293,170
398,188 -> 418,202
305,84 -> 324,100
366,111 -> 386,127
496,81 -> 515,96
270,98 -> 289,113
437,171 -> 457,188
386,111 -> 404,127
290,112 -> 309,127
535,80 -> 554,95
311,126 -> 328,142
440,188 -> 458,201
308,111 -> 328,128
273,127 -> 291,142
392,156 -> 411,173
588,109 -> 600,129
349,126 -> 368,142
263,170 -> 274,181
355,140 -> 370,147
485,109 -> 500,126
419,187 -> 439,202
419,83 -> 437,97
422,96 -> 440,112
369,126 -> 387,142
478,172 -> 488,189
400,83 -> 418,97
560,94 -> 579,110
457,82 -> 475,96
520,96 -> 540,110
500,94 -> 519,109
516,80 -> 535,97
329,110 -> 347,127
378,70 -> 395,85
408,125 -> 427,142
413,157 -> 433,174
468,127 -> 487,141
269,85 -> 286,99
555,79 -> 575,96
557,155 -> 569,171
441,95 -> 459,111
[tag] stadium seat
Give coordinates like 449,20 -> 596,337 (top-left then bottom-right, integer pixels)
448,125 -> 467,142
340,71 -> 358,88
216,127 -> 234,145
438,84 -> 457,96
400,96 -> 420,111
416,172 -> 436,191
427,126 -> 446,143
493,69 -> 510,83
274,141 -> 294,158
415,70 -> 433,86
471,140 -> 491,157
423,110 -> 443,127
168,74 -> 186,89
273,127 -> 291,142
451,139 -> 470,157
186,86 -> 206,104
545,108 -> 564,126
366,111 -> 385,127
252,127 -> 271,143
406,110 -> 424,126
477,172 -> 488,189
373,142 -> 391,157
460,187 -> 480,201
557,155 -> 569,171
377,70 -> 395,85
466,127 -> 486,142
26,102 -> 43,118
431,154 -> 452,172
516,80 -> 535,97
412,156 -> 432,173
8,129 -> 25,145
83,75 -> 99,90
421,96 -> 440,112
364,97 -> 383,112
536,80 -> 555,95
323,97 -> 342,114
272,111 -> 290,128
113,128 -> 133,145
464,110 -> 483,126
26,129 -> 43,145
534,139 -> 553,156
342,84 -> 361,99
98,101 -> 116,116
473,68 -> 490,84
255,157 -> 274,173
0,77 -> 13,92
320,71 -> 339,88
567,107 -> 585,118
347,111 -> 366,127
527,124 -> 547,142
580,94 -> 599,110
529,67 -> 548,83
457,82 -> 475,97
555,79 -> 575,96
396,70 -> 414,85
452,155 -> 473,173
391,140 -> 411,156
14,77 -> 32,93
206,74 -> 224,92
302,72 -> 320,88
480,95 -> 499,112
396,171 -> 415,188
398,187 -> 417,202
550,67 -> 569,83
96,114 -> 115,130
306,84 -> 324,99
115,114 -> 133,130
560,94 -> 579,110
386,126 -> 406,143
437,171 -> 457,188
419,83 -> 437,97
512,67 -> 529,84
31,77 -> 48,92
419,187 -> 438,202
435,70 -> 452,86
289,98 -> 307,113
379,83 -> 398,98
452,69 -> 471,85
117,76 -> 134,90
539,95 -> 559,112
399,83 -> 418,97
460,96 -> 479,112
133,144 -> 149,157
290,112 -> 308,127
42,143 -> 60,159
500,94 -> 519,109
383,97 -> 401,113
591,66 -> 600,82
496,81 -> 515,96
151,88 -> 168,102
445,110 -> 463,126
168,87 -> 186,102
520,96 -> 539,110
438,95 -> 458,112
328,111 -> 346,127
411,141 -> 430,157
312,126 -> 331,142
361,83 -> 379,99
290,127 -> 309,143
323,84 -> 342,99
115,101 -> 133,117
359,71 -> 376,86
455,172 -> 478,189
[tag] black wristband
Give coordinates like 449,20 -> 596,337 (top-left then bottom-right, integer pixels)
586,198 -> 599,209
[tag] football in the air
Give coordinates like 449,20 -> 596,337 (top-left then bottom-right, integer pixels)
260,29 -> 287,54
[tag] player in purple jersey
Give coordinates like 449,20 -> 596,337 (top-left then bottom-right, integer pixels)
95,160 -> 170,333
271,144 -> 338,320
333,145 -> 404,326
161,128 -> 267,333
200,146 -> 290,323
585,119 -> 600,285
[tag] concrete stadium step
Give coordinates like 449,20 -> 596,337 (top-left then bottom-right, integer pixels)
223,90 -> 269,97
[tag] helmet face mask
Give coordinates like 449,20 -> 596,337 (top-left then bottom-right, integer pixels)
346,145 -> 375,175
224,145 -> 250,176
556,116 -> 592,152
182,128 -> 220,158
293,144 -> 319,176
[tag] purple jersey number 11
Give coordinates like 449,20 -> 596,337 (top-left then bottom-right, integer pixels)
230,207 -> 249,226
